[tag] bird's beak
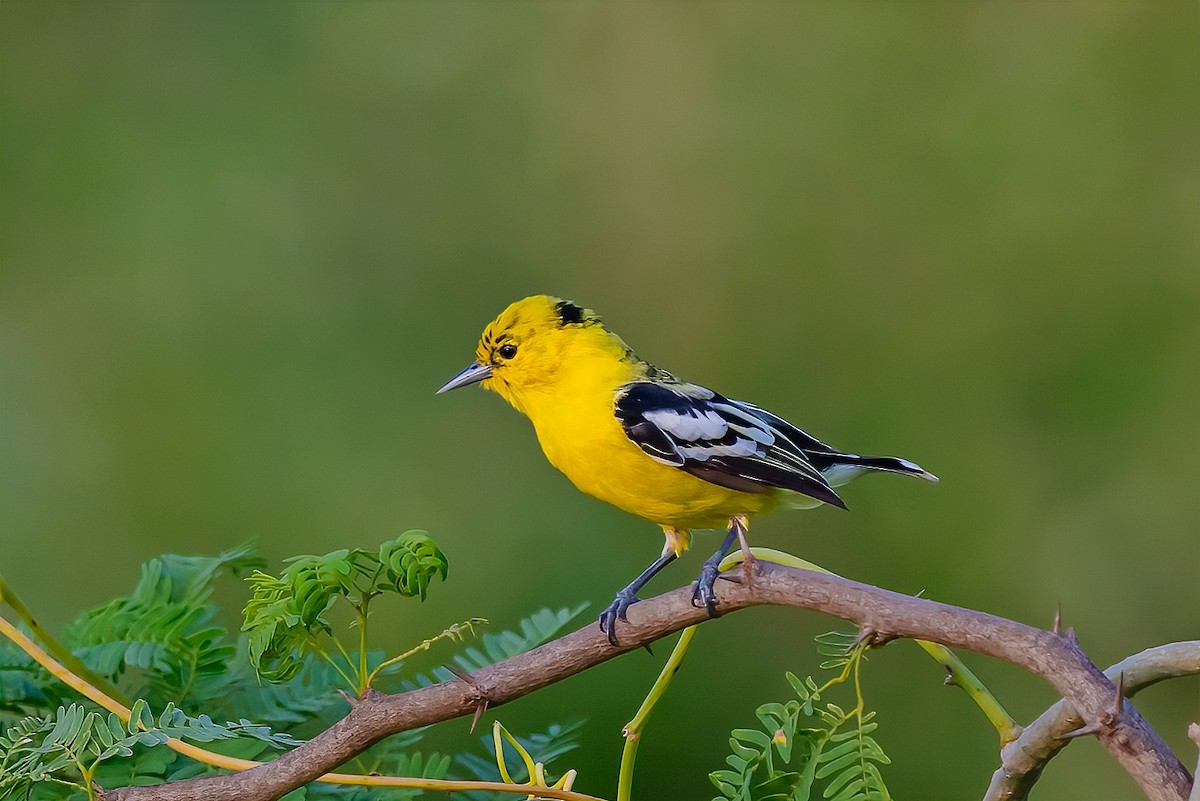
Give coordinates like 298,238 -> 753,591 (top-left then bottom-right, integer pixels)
436,361 -> 494,394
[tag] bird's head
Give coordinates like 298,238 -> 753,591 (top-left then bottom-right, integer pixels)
437,295 -> 622,412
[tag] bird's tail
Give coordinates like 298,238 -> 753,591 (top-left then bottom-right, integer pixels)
806,452 -> 939,488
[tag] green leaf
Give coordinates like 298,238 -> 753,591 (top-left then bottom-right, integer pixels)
376,531 -> 448,600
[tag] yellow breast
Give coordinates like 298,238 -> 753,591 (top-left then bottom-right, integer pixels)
523,378 -> 779,531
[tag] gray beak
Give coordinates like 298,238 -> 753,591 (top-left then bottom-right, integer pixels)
436,361 -> 494,394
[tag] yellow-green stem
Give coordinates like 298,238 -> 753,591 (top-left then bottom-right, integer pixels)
364,618 -> 488,690
356,604 -> 370,696
311,638 -> 358,691
81,763 -> 98,801
915,639 -> 1022,743
0,574 -> 131,706
616,625 -> 699,801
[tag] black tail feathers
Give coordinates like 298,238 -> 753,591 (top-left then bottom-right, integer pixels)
807,451 -> 939,483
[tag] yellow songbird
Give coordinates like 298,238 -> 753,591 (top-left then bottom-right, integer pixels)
438,296 -> 937,645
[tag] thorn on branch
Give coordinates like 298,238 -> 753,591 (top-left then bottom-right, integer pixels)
1057,705 -> 1122,742
445,663 -> 494,734
470,700 -> 489,734
444,663 -> 473,684
1058,722 -> 1103,740
1052,603 -> 1061,635
1050,668 -> 1127,745
337,689 -> 359,708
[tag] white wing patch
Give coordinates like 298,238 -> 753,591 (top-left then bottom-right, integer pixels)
643,407 -> 727,442
641,400 -> 774,463
712,402 -> 776,445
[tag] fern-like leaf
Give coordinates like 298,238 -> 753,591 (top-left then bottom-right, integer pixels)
401,604 -> 588,690
0,698 -> 303,799
710,636 -> 894,801
65,543 -> 260,705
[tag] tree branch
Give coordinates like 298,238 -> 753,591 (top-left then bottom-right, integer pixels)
103,562 -> 1191,801
984,641 -> 1200,801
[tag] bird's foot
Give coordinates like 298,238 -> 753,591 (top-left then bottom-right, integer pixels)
691,556 -> 725,617
598,588 -> 641,647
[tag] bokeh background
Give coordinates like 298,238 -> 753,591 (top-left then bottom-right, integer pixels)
2,2 -> 1197,799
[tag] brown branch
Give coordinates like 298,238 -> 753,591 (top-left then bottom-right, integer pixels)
984,641 -> 1200,801
104,562 -> 1192,801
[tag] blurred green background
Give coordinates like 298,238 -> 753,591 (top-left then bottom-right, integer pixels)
2,2 -> 1197,798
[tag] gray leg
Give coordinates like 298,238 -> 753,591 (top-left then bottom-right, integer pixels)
691,518 -> 745,615
598,551 -> 677,647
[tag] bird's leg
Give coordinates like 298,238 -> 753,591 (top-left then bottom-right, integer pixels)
599,548 -> 677,647
691,517 -> 745,616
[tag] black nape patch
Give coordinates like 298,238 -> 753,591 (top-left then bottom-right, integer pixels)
555,300 -> 587,325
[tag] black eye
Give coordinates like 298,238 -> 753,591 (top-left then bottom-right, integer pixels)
498,343 -> 518,360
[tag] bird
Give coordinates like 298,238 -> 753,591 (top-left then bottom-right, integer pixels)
437,295 -> 937,646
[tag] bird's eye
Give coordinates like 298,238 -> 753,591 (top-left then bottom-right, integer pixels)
498,343 -> 518,360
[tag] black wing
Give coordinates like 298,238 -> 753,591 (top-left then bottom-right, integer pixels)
614,381 -> 847,509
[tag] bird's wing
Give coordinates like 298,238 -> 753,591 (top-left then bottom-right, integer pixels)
614,381 -> 846,509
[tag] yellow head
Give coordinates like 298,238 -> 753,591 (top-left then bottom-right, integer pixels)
437,295 -> 627,413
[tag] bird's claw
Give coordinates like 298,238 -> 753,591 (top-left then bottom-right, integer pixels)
599,589 -> 641,647
691,561 -> 722,617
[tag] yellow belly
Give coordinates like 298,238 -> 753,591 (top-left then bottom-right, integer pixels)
531,402 -> 780,531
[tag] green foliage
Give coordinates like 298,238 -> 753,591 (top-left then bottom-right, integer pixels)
219,640 -> 346,725
1,540 -> 589,801
241,531 -> 450,689
66,543 -> 262,705
0,700 -> 301,801
1,545 -> 316,801
709,633 -> 892,801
